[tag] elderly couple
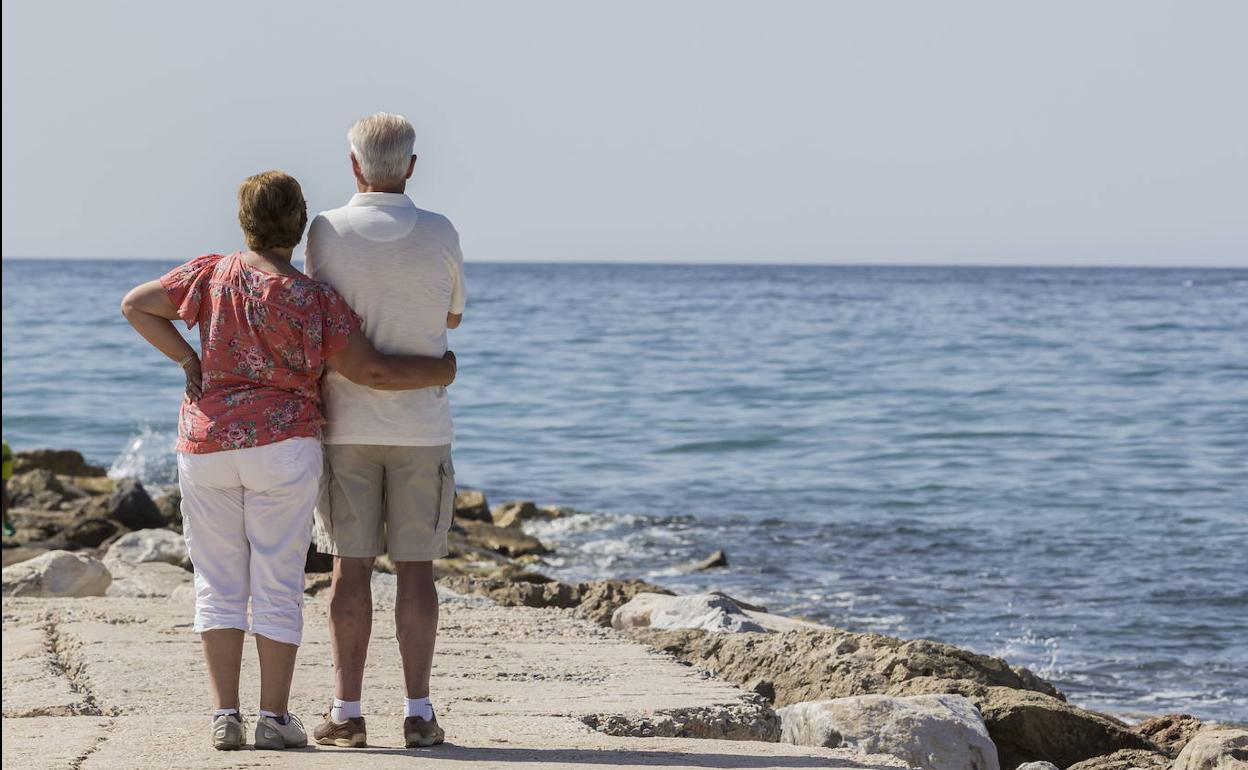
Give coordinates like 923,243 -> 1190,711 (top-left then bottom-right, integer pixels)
121,113 -> 462,750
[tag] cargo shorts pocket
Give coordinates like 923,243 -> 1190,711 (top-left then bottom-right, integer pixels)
436,457 -> 455,534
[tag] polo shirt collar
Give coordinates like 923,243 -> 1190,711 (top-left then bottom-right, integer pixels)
348,192 -> 415,208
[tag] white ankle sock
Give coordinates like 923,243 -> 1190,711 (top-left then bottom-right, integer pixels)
213,708 -> 239,719
331,698 -> 361,722
405,696 -> 433,720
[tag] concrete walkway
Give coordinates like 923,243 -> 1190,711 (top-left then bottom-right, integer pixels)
1,589 -> 908,770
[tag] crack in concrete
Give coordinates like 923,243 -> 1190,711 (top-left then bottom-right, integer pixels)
40,609 -> 105,717
67,718 -> 115,770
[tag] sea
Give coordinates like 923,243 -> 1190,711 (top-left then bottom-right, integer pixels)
2,258 -> 1246,722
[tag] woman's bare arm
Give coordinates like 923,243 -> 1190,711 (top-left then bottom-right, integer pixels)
327,328 -> 456,390
120,280 -> 203,400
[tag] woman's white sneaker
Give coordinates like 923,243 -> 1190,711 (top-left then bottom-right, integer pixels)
254,713 -> 308,750
211,713 -> 246,750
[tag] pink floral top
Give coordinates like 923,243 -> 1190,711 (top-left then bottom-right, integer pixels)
160,253 -> 360,453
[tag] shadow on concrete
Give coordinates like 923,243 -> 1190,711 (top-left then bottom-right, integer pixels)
308,741 -> 901,769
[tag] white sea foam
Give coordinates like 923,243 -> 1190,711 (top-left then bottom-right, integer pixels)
108,426 -> 178,485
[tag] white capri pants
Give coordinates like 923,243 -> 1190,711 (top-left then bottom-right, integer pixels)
177,437 -> 321,646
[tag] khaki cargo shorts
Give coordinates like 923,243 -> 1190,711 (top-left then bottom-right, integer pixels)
313,444 -> 454,562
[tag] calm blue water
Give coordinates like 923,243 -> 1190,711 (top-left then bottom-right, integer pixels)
3,258 -> 1246,721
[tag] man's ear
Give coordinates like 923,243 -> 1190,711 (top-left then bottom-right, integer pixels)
406,155 -> 417,179
350,153 -> 367,185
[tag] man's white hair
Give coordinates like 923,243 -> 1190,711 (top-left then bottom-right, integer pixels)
348,112 -> 416,185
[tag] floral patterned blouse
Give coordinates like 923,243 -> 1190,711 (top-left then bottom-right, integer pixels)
161,253 -> 360,453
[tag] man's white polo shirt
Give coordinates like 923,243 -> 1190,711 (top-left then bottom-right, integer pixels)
305,192 -> 466,446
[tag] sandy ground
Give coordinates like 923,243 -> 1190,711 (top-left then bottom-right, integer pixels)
1,587 -> 908,770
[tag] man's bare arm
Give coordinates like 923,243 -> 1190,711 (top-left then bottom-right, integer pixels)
447,312 -> 462,329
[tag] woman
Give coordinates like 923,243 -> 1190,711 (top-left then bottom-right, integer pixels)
121,170 -> 455,751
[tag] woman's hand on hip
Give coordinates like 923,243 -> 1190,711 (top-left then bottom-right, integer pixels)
183,355 -> 203,402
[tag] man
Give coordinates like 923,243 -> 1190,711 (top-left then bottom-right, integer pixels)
305,112 -> 465,749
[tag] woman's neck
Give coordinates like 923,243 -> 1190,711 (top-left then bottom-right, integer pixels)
252,247 -> 294,262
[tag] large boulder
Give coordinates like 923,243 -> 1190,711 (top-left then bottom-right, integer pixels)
456,520 -> 550,557
12,449 -> 106,477
779,694 -> 998,770
1066,749 -> 1172,770
1,550 -> 112,597
104,528 -> 188,568
101,479 -> 165,531
575,579 -> 675,626
1173,728 -> 1248,770
5,469 -> 87,510
105,561 -> 193,598
1133,714 -> 1206,756
886,680 -> 1160,770
613,592 -> 769,633
629,627 -> 1061,706
453,489 -> 492,522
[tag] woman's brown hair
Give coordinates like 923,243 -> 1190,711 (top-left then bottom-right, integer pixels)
237,170 -> 308,250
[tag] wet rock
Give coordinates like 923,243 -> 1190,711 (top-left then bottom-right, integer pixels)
105,561 -> 193,598
491,500 -> 574,528
689,549 -> 729,571
304,544 -> 334,573
1,550 -> 112,597
613,592 -> 769,633
12,449 -> 106,477
582,694 -> 781,742
457,520 -> 550,557
453,489 -> 492,522
104,528 -> 188,568
1173,728 -> 1248,770
51,516 -> 120,550
778,694 -> 999,770
102,479 -> 165,531
446,530 -> 514,564
574,579 -> 675,626
1133,714 -> 1205,757
6,470 -> 87,510
491,500 -> 540,528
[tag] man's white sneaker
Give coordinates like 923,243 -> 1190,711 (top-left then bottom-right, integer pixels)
254,713 -> 308,750
212,713 -> 246,750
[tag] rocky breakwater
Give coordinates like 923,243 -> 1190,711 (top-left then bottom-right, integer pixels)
610,592 -> 1247,770
4,447 -> 1246,770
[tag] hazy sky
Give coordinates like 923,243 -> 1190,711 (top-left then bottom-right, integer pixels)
3,1 -> 1246,265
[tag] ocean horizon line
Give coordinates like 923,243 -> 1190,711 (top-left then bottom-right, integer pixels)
2,254 -> 1246,270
